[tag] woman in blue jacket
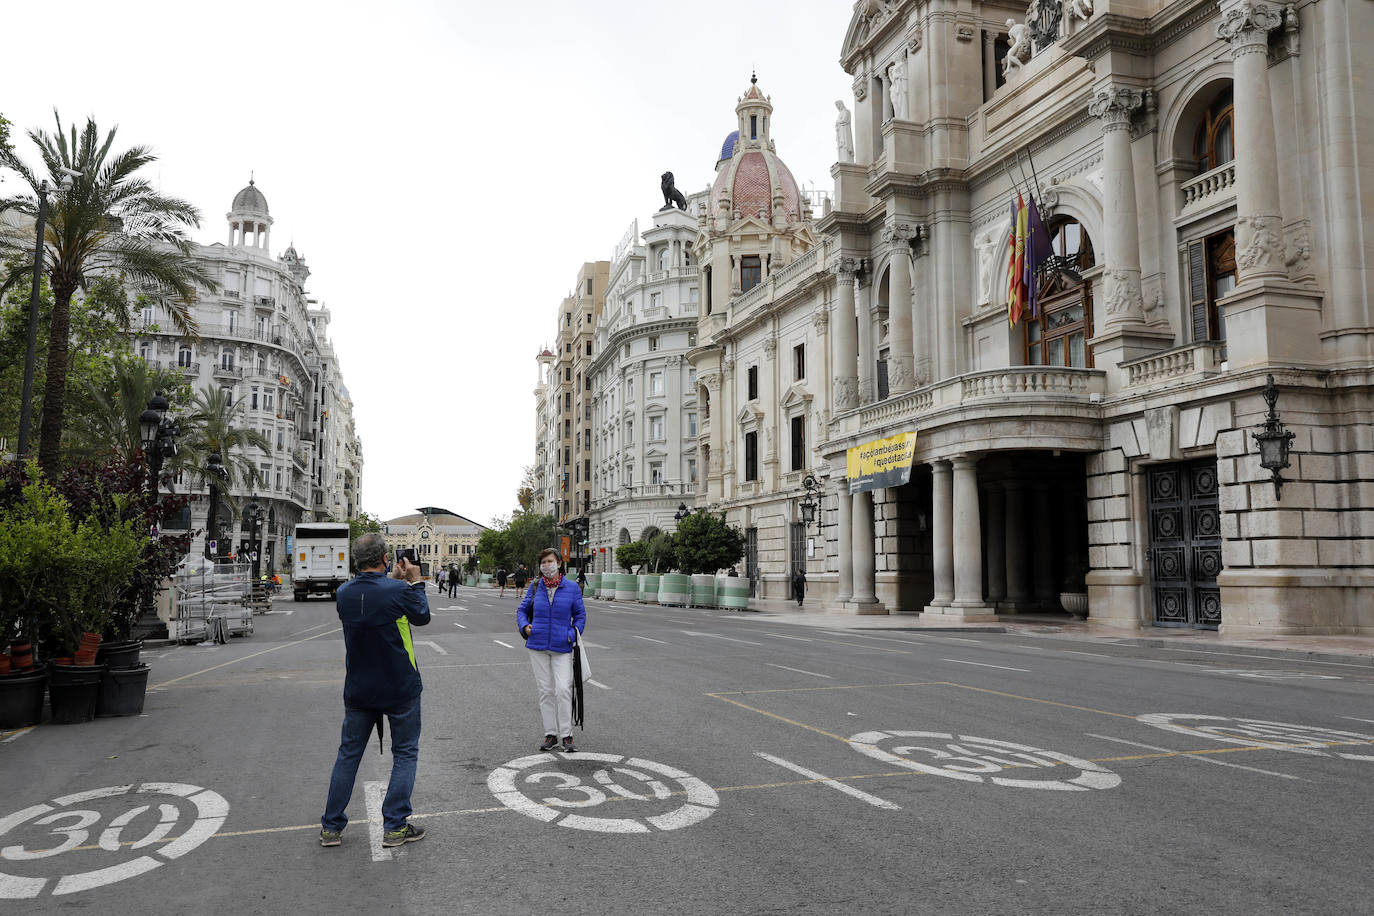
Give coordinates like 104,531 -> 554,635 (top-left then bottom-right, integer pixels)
518,548 -> 587,753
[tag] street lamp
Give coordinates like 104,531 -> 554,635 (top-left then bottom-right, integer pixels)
204,452 -> 228,559
139,392 -> 176,500
673,502 -> 689,523
244,501 -> 265,581
1252,373 -> 1295,500
16,169 -> 79,458
799,474 -> 820,530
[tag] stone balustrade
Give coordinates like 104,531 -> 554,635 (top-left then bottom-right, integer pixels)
1122,341 -> 1225,387
1180,162 -> 1237,213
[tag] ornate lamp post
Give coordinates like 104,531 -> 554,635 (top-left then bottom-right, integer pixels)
139,392 -> 177,501
673,502 -> 690,524
1252,373 -> 1295,500
799,474 -> 820,531
204,452 -> 228,559
244,501 -> 265,581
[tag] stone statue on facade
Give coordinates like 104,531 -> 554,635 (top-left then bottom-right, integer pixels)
1067,0 -> 1093,21
660,172 -> 688,211
1005,19 -> 1032,73
887,58 -> 908,120
835,101 -> 855,163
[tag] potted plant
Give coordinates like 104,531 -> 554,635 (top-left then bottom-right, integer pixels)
1059,552 -> 1090,621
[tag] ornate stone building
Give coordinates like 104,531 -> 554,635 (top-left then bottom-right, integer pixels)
588,202 -> 705,570
691,0 -> 1373,636
383,508 -> 488,570
132,179 -> 364,571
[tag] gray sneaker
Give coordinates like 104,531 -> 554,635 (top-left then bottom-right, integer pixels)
319,827 -> 343,847
381,823 -> 426,847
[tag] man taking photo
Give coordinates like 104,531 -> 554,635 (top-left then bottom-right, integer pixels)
320,532 -> 431,848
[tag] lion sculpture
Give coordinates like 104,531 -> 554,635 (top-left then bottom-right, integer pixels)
661,172 -> 688,211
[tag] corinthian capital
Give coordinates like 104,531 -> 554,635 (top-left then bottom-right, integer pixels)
1088,86 -> 1145,130
830,256 -> 861,281
880,221 -> 923,247
1216,1 -> 1282,51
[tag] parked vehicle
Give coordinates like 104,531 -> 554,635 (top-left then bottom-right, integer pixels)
292,523 -> 351,601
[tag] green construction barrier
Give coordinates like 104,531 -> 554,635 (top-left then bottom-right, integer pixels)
690,574 -> 717,608
717,576 -> 750,610
637,575 -> 660,603
614,573 -> 637,602
658,573 -> 690,607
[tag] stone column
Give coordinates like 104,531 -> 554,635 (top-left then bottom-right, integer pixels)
852,74 -> 873,166
836,479 -> 854,603
762,335 -> 778,488
851,491 -> 878,605
1217,1 -> 1286,283
982,31 -> 998,101
1088,86 -> 1148,326
1031,483 -> 1056,605
857,273 -> 876,404
1003,481 -> 1030,607
985,483 -> 1006,603
830,260 -> 860,413
950,456 -> 987,609
882,222 -> 917,394
926,460 -> 954,609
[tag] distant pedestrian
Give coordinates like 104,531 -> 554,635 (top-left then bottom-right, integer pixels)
727,566 -> 738,578
792,567 -> 807,608
497,566 -> 509,596
447,565 -> 459,597
513,564 -> 529,595
320,533 -> 431,850
436,568 -> 446,593
518,548 -> 587,754
577,566 -> 587,589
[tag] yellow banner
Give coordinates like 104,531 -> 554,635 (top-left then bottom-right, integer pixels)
847,431 -> 918,493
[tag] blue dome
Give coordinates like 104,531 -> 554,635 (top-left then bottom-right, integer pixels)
718,130 -> 739,163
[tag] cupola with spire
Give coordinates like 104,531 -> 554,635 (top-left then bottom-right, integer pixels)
226,176 -> 273,251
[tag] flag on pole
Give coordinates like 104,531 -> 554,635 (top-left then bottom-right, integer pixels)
1024,194 -> 1053,319
1009,193 -> 1028,326
1004,197 -> 1020,325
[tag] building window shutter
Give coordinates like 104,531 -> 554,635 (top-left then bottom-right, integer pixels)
1187,240 -> 1209,342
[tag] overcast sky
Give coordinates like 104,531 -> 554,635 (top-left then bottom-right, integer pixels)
3,0 -> 855,527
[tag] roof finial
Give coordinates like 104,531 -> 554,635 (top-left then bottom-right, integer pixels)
750,70 -> 757,86
249,170 -> 255,186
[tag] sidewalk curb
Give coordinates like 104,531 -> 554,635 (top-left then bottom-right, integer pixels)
1115,637 -> 1374,668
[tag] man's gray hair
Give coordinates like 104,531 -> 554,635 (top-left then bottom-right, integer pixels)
353,532 -> 388,570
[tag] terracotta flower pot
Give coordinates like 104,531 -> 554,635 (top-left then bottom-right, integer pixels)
54,657 -> 74,666
0,654 -> 10,675
10,641 -> 33,671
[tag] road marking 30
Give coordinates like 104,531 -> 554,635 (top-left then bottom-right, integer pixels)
755,752 -> 899,810
363,782 -> 392,862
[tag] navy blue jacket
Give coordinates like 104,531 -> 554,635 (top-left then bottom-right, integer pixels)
517,578 -> 586,653
335,570 -> 431,709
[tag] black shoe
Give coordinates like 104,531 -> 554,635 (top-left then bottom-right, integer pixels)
540,734 -> 558,752
561,736 -> 576,754
381,823 -> 426,847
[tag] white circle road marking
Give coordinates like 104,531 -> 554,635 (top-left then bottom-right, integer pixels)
487,753 -> 719,833
848,730 -> 1121,791
0,783 -> 229,898
1137,714 -> 1374,761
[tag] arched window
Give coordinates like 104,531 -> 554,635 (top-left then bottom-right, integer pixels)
220,350 -> 234,370
1025,219 -> 1096,368
658,248 -> 669,272
1192,88 -> 1233,174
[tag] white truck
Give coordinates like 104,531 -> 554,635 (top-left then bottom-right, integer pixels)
292,523 -> 351,601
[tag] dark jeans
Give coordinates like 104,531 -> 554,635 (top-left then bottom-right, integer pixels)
447,582 -> 458,597
322,698 -> 421,832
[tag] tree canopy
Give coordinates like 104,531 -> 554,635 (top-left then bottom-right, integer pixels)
673,509 -> 746,575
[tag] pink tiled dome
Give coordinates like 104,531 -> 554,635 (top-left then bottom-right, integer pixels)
710,149 -> 803,222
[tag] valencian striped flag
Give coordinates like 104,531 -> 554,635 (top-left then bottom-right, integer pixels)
1005,192 -> 1053,326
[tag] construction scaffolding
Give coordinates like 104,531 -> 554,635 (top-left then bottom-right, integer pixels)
171,559 -> 255,644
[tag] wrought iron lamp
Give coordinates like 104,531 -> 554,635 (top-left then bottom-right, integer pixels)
799,474 -> 820,529
673,502 -> 690,522
139,393 -> 177,501
1251,373 -> 1295,500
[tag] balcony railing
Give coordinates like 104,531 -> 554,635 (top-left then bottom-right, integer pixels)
1122,341 -> 1225,388
1180,162 -> 1236,214
254,295 -> 276,307
223,289 -> 240,299
213,364 -> 244,380
848,366 -> 1106,431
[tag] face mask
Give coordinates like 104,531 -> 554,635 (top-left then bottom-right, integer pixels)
541,564 -> 558,576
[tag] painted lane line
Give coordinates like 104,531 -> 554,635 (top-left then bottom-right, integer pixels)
582,641 -> 610,649
681,630 -> 763,646
766,663 -> 832,679
587,680 -> 612,690
1085,734 -> 1302,781
152,625 -> 341,688
264,609 -> 294,615
364,782 -> 393,862
1061,650 -> 1114,658
1342,717 -> 1374,725
455,606 -> 469,611
755,752 -> 900,810
1,726 -> 35,744
630,635 -> 668,644
493,640 -> 516,649
415,640 -> 448,656
453,622 -> 467,629
941,659 -> 1030,672
766,633 -> 813,642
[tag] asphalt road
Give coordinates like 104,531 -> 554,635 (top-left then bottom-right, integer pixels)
3,586 -> 1373,915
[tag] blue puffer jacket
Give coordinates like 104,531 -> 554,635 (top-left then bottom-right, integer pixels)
517,578 -> 586,653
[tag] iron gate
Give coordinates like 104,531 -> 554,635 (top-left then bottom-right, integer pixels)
1147,459 -> 1222,629
745,527 -> 759,597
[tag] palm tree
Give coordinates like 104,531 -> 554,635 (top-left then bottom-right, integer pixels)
67,355 -> 188,467
0,112 -> 213,471
176,385 -> 272,513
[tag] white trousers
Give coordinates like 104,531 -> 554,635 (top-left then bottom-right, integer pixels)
528,649 -> 573,739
